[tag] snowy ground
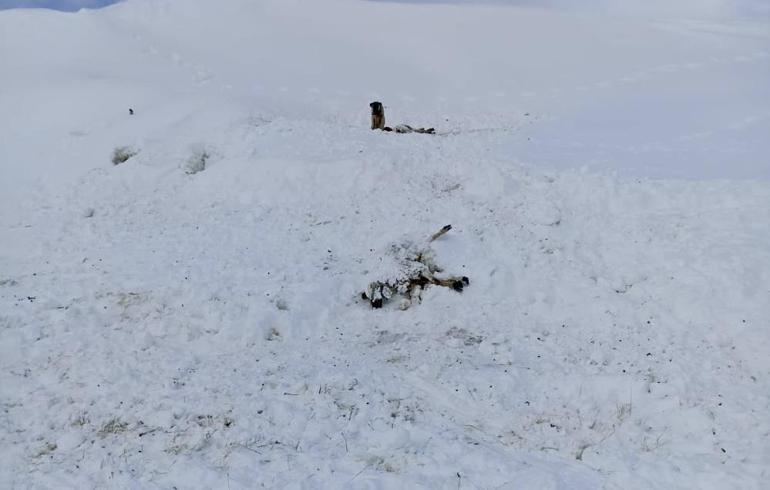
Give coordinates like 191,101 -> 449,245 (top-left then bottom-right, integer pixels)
1,0 -> 769,488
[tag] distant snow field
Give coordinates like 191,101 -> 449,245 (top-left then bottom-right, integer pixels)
1,0 -> 768,488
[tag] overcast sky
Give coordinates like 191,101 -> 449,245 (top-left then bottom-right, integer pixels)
373,0 -> 770,19
0,0 -> 120,11
2,0 -> 768,18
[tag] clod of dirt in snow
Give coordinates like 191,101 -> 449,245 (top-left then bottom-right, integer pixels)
97,418 -> 129,437
441,183 -> 461,194
365,455 -> 398,473
184,144 -> 210,174
111,146 -> 138,165
33,442 -> 57,458
275,298 -> 289,311
115,291 -> 146,311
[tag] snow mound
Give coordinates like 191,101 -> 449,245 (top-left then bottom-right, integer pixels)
1,0 -> 769,489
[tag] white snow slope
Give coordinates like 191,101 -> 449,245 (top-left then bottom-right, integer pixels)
1,0 -> 769,488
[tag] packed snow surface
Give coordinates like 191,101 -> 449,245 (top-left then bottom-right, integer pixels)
1,0 -> 769,488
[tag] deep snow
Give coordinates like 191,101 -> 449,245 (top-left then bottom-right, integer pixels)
1,0 -> 769,488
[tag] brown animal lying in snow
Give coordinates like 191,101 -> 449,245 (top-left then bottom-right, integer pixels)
369,101 -> 435,134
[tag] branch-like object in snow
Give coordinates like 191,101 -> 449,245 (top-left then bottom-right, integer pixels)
429,224 -> 452,242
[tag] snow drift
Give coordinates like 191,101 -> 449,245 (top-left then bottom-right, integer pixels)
1,0 -> 768,488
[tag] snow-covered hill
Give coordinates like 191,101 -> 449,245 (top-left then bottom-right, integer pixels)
1,0 -> 769,488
